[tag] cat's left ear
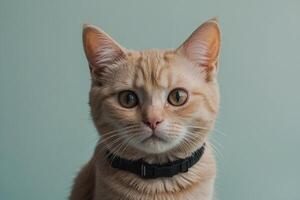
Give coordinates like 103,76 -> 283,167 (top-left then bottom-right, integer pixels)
176,18 -> 221,81
82,24 -> 126,79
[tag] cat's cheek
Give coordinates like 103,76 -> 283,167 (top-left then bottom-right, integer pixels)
198,107 -> 216,122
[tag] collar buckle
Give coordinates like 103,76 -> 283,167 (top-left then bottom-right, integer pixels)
141,164 -> 146,177
141,164 -> 158,178
180,160 -> 189,172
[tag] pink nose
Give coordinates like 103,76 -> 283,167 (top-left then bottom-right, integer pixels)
143,118 -> 163,130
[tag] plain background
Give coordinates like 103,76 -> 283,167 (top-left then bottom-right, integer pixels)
1,0 -> 300,199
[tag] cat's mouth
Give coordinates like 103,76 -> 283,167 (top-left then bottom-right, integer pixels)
131,129 -> 183,154
141,133 -> 168,143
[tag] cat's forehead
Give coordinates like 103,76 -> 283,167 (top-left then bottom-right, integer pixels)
126,50 -> 173,70
123,50 -> 202,91
123,50 -> 192,89
127,50 -> 172,89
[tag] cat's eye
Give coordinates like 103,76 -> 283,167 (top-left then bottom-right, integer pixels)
168,88 -> 188,106
118,90 -> 139,108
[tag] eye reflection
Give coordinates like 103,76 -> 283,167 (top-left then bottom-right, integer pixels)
118,90 -> 139,108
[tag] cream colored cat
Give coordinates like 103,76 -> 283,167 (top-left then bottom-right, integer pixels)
70,18 -> 221,200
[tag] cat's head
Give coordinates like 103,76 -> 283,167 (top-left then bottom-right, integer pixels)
83,19 -> 221,156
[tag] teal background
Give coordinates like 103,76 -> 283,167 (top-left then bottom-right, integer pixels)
1,0 -> 300,199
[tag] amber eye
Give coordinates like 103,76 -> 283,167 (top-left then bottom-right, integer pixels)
118,90 -> 139,108
168,88 -> 188,106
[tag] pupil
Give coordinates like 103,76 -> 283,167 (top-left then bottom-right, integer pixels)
127,94 -> 133,104
175,91 -> 180,102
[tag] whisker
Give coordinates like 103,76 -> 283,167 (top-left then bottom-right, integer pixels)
101,124 -> 141,136
97,128 -> 141,145
209,139 -> 223,159
107,133 -> 140,164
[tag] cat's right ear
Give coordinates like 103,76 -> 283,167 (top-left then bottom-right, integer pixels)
82,24 -> 126,78
176,19 -> 221,81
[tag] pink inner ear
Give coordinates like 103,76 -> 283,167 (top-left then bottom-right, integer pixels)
176,20 -> 221,70
185,40 -> 211,67
83,25 -> 126,75
93,40 -> 124,68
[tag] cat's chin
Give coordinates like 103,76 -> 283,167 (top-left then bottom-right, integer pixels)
131,136 -> 182,154
141,134 -> 168,144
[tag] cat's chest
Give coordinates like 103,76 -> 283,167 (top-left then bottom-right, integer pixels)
94,160 -> 215,200
93,182 -> 214,200
94,145 -> 216,200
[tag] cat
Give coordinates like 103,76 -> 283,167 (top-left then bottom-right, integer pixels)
70,18 -> 221,200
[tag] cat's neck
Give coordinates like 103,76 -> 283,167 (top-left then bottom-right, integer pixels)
98,137 -> 208,165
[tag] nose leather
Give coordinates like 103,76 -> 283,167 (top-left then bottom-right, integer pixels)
143,118 -> 163,129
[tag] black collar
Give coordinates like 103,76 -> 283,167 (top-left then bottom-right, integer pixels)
106,144 -> 205,179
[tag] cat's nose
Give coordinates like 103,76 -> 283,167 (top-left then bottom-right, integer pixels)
143,118 -> 164,130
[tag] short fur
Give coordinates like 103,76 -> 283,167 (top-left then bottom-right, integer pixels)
70,18 -> 221,200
